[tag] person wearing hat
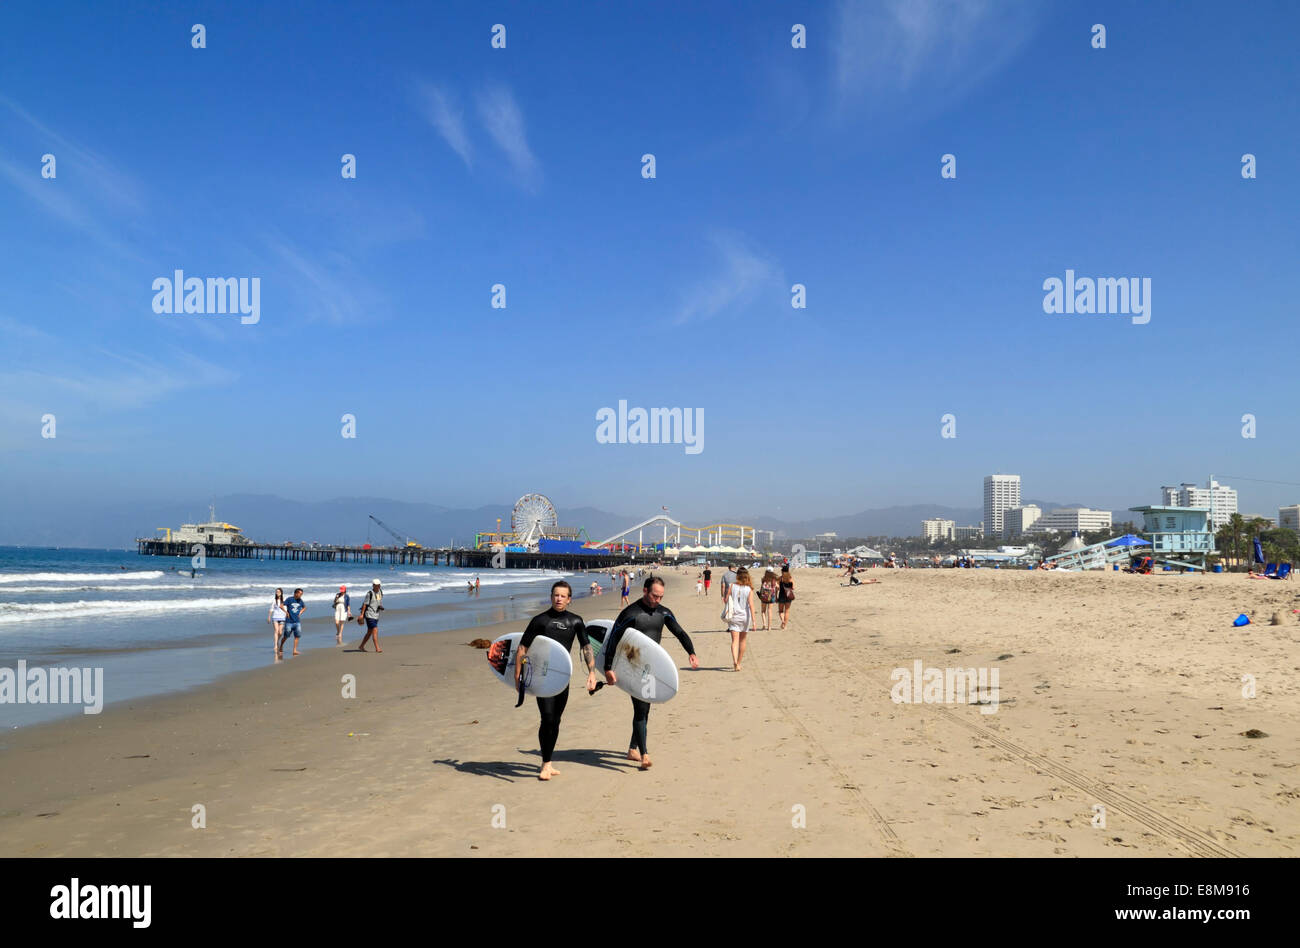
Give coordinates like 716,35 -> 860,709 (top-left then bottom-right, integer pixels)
332,585 -> 352,645
356,579 -> 384,652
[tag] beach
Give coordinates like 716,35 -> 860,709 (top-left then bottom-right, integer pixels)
1,568 -> 1296,857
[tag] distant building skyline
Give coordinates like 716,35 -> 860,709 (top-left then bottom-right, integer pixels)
984,475 -> 1021,540
1160,480 -> 1238,530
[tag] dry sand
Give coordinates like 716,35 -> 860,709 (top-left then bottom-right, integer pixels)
1,568 -> 1296,857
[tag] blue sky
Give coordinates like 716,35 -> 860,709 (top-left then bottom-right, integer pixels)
2,0 -> 1298,532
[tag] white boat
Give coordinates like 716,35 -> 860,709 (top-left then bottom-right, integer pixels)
167,505 -> 254,546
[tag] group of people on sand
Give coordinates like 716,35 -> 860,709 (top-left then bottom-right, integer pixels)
266,579 -> 386,658
510,563 -> 802,780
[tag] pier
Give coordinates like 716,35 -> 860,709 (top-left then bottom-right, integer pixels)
135,538 -> 631,571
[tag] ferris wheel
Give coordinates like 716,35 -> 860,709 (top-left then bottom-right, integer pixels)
512,493 -> 558,549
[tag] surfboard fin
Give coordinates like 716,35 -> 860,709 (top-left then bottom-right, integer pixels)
515,657 -> 528,707
588,681 -> 605,696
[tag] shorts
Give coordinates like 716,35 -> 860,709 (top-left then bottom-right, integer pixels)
283,621 -> 302,638
704,580 -> 711,590
365,618 -> 379,630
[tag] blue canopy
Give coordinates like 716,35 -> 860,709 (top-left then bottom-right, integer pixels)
1106,534 -> 1150,548
1254,537 -> 1265,565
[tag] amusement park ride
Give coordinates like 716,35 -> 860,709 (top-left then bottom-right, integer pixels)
472,493 -> 759,556
475,493 -> 590,552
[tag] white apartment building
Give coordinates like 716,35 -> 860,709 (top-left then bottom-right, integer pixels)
984,474 -> 1021,540
955,524 -> 984,541
1027,507 -> 1113,534
1280,505 -> 1300,533
1159,480 -> 1238,530
922,519 -> 955,541
1004,505 -> 1042,537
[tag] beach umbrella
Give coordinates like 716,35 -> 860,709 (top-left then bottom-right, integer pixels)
1253,537 -> 1265,565
1105,534 -> 1149,548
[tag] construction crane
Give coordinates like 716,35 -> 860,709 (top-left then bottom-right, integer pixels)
368,514 -> 421,548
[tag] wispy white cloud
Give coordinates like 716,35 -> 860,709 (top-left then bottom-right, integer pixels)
417,82 -> 474,168
0,346 -> 236,439
674,233 -> 785,325
0,96 -> 147,259
832,0 -> 1038,107
475,84 -> 539,186
265,235 -> 376,326
0,95 -> 144,213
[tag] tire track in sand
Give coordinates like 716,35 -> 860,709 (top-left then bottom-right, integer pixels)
747,652 -> 912,857
807,632 -> 1241,858
931,707 -> 1240,858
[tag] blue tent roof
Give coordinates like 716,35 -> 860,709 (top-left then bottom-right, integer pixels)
1106,533 -> 1150,547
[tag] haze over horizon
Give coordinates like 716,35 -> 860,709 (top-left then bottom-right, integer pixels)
2,1 -> 1298,537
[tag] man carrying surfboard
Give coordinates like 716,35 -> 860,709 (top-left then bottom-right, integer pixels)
602,576 -> 699,771
516,581 -> 598,781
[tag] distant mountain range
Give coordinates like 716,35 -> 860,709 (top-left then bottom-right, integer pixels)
0,494 -> 1128,549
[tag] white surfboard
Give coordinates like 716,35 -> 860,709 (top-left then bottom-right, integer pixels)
585,619 -> 680,704
486,631 -> 573,699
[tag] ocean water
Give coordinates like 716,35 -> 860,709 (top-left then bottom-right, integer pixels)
0,547 -> 595,729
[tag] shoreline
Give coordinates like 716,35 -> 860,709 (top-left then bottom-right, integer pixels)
0,575 -> 610,730
1,568 -> 1296,857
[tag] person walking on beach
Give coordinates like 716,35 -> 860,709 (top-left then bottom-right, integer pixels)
602,576 -> 699,771
720,564 -> 736,603
725,567 -> 757,671
620,570 -> 631,606
702,566 -> 711,594
695,573 -> 704,596
268,587 -> 287,652
515,581 -> 598,781
777,566 -> 795,630
758,569 -> 779,630
279,587 -> 306,657
356,579 -> 384,652
333,585 -> 351,644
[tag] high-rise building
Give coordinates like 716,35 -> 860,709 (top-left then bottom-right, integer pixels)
1280,505 -> 1300,534
1004,505 -> 1042,536
1159,479 -> 1238,530
984,474 -> 1021,540
922,519 -> 955,541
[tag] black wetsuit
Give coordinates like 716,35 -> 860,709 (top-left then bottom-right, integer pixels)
602,599 -> 695,756
519,608 -> 590,764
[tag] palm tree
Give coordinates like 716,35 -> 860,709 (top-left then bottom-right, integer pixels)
1216,514 -> 1246,570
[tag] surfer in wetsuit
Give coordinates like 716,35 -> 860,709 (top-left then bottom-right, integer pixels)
516,581 -> 598,781
602,576 -> 699,771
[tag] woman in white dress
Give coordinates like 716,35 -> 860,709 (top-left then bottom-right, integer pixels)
333,585 -> 352,644
268,588 -> 287,652
725,567 -> 757,672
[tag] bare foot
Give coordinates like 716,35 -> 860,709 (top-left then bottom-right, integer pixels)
626,749 -> 642,762
374,648 -> 382,653
539,763 -> 560,780
357,647 -> 367,652
291,650 -> 299,656
639,755 -> 653,770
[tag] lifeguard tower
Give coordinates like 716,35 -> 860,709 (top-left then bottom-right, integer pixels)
1128,505 -> 1217,571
